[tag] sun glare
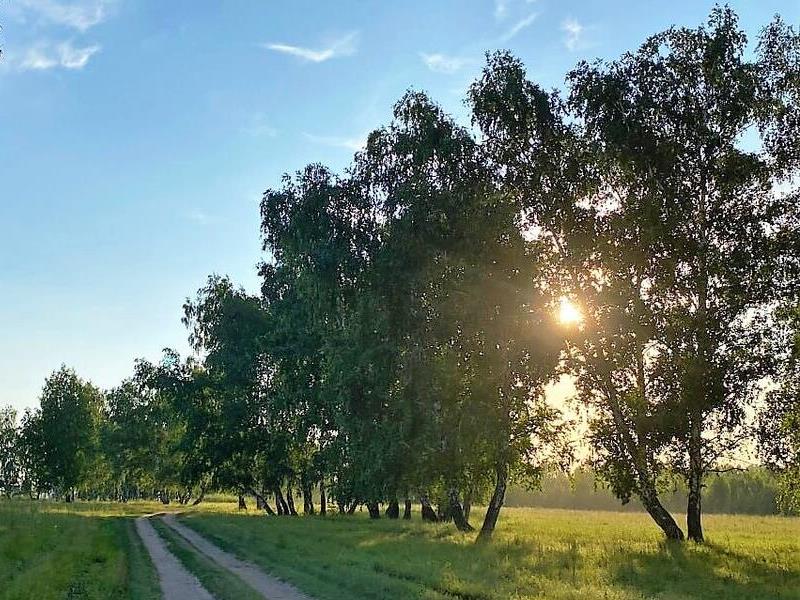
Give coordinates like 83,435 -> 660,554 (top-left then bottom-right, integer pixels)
558,297 -> 582,325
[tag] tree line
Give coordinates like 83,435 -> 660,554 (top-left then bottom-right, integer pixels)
2,7 -> 800,543
505,468 -> 784,516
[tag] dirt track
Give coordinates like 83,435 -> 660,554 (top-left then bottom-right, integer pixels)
161,514 -> 313,600
135,516 -> 215,600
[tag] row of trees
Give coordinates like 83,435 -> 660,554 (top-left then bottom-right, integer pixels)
2,8 -> 800,543
0,366 -> 183,504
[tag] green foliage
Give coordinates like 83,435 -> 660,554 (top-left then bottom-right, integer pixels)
256,89 -> 571,533
465,7 -> 800,540
182,276 -> 272,494
0,407 -> 20,496
25,366 -> 105,498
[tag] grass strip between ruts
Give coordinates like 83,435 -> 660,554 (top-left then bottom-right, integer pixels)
123,519 -> 161,600
150,517 -> 263,600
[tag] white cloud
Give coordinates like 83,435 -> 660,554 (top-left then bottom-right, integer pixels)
19,46 -> 59,70
562,18 -> 585,51
58,42 -> 100,68
495,0 -> 537,21
494,0 -> 509,20
303,132 -> 366,151
420,53 -> 467,74
18,0 -> 113,32
498,12 -> 538,43
263,32 -> 358,63
18,41 -> 100,71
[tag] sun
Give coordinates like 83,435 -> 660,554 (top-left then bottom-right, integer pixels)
558,297 -> 583,325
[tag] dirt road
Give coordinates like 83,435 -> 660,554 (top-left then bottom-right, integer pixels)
135,516 -> 215,600
161,514 -> 313,600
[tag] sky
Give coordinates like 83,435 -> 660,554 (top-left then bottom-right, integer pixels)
1,0 -> 799,413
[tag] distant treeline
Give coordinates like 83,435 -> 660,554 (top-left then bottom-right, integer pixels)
507,469 -> 782,516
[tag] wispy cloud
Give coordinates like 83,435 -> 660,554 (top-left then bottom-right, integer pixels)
494,0 -> 510,20
420,53 -> 468,74
263,32 -> 358,63
242,113 -> 278,138
495,0 -> 537,21
303,132 -> 366,151
186,210 -> 215,225
18,41 -> 100,71
498,12 -> 538,43
17,0 -> 114,32
562,18 -> 585,51
59,41 -> 100,67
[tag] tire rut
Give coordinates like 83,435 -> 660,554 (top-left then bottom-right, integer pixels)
161,514 -> 314,600
135,515 -> 215,600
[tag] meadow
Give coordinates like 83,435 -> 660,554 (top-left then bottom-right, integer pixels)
1,499 -> 798,599
181,506 -> 800,600
0,499 -> 160,600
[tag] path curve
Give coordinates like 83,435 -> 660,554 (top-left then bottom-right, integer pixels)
162,514 -> 313,600
135,516 -> 215,600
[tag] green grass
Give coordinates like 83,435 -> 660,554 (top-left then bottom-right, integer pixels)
150,517 -> 262,600
180,506 -> 800,600
3,497 -> 799,600
0,499 -> 161,600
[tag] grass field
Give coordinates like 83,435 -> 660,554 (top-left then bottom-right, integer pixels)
1,499 -> 798,600
0,499 -> 161,600
181,506 -> 800,600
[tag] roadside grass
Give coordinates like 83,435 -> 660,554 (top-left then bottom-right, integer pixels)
30,498 -> 176,518
0,499 -> 160,600
181,506 -> 800,600
150,517 -> 262,600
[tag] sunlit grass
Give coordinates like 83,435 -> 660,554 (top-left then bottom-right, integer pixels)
0,499 -> 160,600
2,498 -> 798,600
181,506 -> 800,600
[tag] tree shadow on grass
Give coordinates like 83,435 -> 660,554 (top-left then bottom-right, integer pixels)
186,512 -> 800,600
187,513 -> 591,600
294,518 -> 597,599
328,523 -> 798,600
365,533 -> 592,600
608,540 -> 800,600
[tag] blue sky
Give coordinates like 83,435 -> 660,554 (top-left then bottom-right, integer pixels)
1,0 -> 798,412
